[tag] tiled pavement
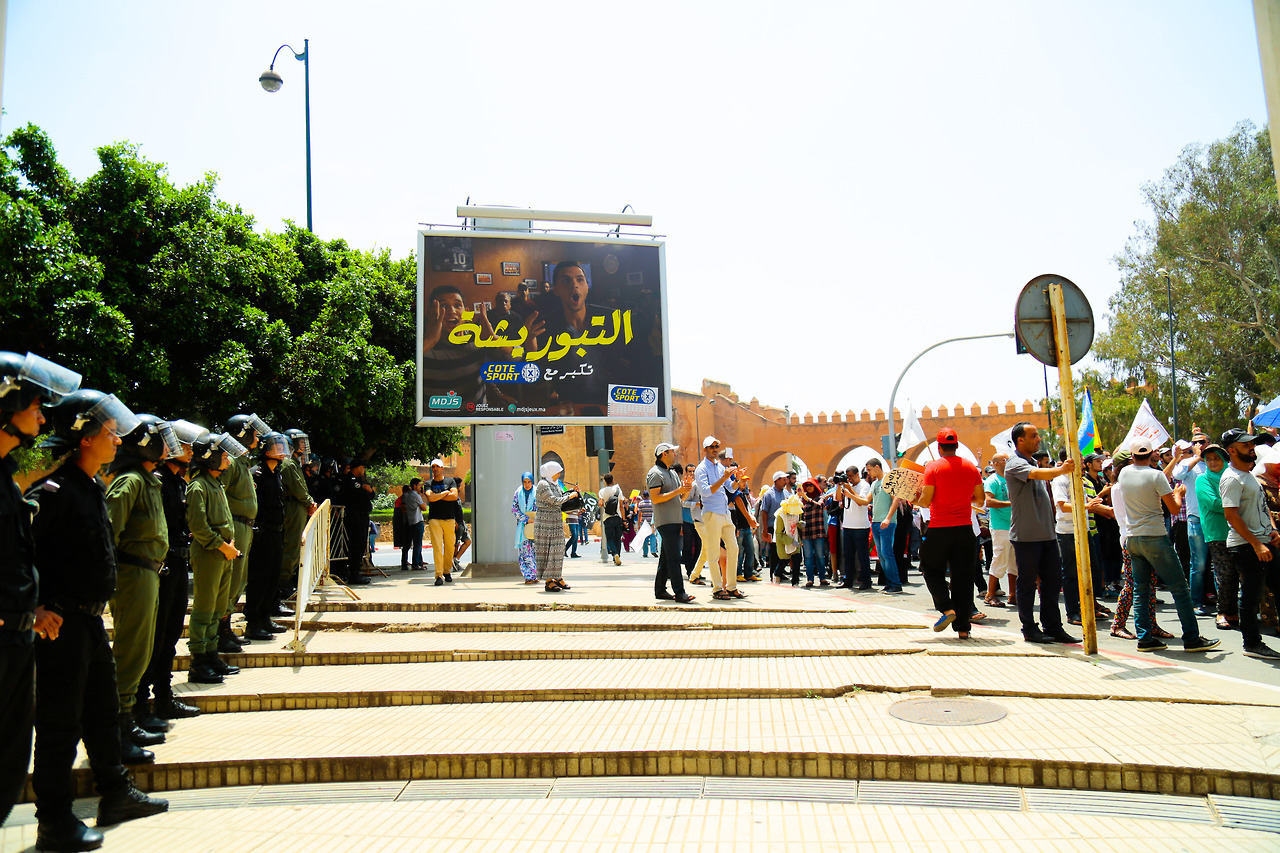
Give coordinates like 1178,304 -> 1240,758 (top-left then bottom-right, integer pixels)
9,550 -> 1280,850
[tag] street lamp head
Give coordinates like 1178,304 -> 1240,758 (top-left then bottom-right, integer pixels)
259,68 -> 284,93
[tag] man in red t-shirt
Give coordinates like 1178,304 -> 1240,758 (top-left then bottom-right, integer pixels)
916,427 -> 986,638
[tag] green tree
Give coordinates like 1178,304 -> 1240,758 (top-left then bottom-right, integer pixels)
0,124 -> 460,464
1097,121 -> 1280,423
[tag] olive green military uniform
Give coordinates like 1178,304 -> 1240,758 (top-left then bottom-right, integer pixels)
280,457 -> 311,589
186,470 -> 235,654
105,466 -> 168,715
220,453 -> 257,618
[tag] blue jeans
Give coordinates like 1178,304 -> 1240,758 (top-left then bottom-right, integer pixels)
737,526 -> 757,577
1126,534 -> 1201,645
872,523 -> 898,586
802,537 -> 829,583
1187,517 -> 1209,606
401,520 -> 425,567
843,527 -> 884,588
642,532 -> 658,556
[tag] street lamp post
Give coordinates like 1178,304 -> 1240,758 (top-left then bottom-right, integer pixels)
1159,268 -> 1179,438
259,39 -> 312,232
694,398 -> 714,444
887,332 -> 1015,466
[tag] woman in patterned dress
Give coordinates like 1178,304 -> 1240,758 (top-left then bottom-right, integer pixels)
512,472 -> 538,583
535,461 -> 579,592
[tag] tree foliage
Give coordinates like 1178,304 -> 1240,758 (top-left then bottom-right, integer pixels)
0,124 -> 459,464
1097,121 -> 1280,421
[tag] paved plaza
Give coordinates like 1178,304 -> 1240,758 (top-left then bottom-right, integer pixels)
5,545 -> 1280,851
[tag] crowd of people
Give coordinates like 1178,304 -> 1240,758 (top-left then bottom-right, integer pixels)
0,350 -> 386,850
537,425 -> 1280,661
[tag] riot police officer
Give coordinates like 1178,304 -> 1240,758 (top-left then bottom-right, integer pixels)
104,415 -> 180,762
0,352 -> 79,828
279,429 -> 315,608
136,418 -> 204,724
219,414 -> 267,653
30,389 -> 167,850
245,432 -> 289,640
185,433 -> 244,685
340,459 -> 376,586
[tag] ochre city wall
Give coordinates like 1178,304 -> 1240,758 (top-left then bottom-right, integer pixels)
444,379 -> 1049,499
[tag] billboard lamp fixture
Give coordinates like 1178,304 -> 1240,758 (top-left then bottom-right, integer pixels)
457,206 -> 652,227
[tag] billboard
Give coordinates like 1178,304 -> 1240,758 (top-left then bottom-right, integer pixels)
416,231 -> 669,425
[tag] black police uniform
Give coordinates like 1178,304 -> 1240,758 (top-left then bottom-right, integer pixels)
0,452 -> 37,825
246,460 -> 285,629
29,463 -> 135,821
339,474 -> 374,585
137,463 -> 194,717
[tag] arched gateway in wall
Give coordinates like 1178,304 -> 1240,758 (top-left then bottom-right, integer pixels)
671,380 -> 1050,487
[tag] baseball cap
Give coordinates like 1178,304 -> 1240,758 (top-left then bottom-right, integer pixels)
983,465 -> 995,475
1128,437 -> 1153,456
429,458 -> 445,468
1112,448 -> 1132,464
772,470 -> 789,482
1221,428 -> 1259,447
936,427 -> 959,446
654,442 -> 679,458
1201,443 -> 1229,464
703,435 -> 719,448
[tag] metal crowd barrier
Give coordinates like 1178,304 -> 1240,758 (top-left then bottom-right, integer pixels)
285,499 -> 358,653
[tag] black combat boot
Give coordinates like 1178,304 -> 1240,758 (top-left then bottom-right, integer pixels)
217,616 -> 246,653
96,780 -> 169,826
120,711 -> 164,747
187,652 -> 224,684
35,817 -> 104,851
133,700 -> 173,733
153,687 -> 201,718
206,652 -> 240,676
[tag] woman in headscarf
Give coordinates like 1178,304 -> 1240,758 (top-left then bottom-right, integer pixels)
511,471 -> 539,583
535,461 -> 580,592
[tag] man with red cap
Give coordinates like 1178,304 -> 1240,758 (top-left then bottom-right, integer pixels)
914,428 -> 986,638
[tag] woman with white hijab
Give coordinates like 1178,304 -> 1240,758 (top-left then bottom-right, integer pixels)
535,461 -> 579,592
511,471 -> 539,583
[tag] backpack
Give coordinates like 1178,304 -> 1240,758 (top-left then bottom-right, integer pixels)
604,487 -> 620,517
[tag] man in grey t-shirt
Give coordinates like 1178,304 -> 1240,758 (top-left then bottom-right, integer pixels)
1004,422 -> 1078,644
647,443 -> 694,603
1118,438 -> 1218,653
1220,428 -> 1280,660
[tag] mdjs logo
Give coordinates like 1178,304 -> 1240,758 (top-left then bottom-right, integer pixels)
482,363 -> 541,383
428,391 -> 463,411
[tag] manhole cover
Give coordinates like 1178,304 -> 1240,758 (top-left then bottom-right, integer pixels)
887,697 -> 1007,726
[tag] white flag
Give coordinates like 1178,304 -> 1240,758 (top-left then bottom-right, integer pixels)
990,426 -> 1015,456
900,399 -> 926,448
1120,399 -> 1170,452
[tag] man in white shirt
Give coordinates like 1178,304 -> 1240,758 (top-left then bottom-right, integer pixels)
834,465 -> 891,591
1118,438 -> 1219,654
1170,430 -> 1210,613
1219,428 -> 1280,660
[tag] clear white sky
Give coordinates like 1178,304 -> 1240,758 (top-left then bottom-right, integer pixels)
3,1 -> 1268,422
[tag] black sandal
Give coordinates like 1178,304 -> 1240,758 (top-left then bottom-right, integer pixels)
544,581 -> 559,592
555,579 -> 571,590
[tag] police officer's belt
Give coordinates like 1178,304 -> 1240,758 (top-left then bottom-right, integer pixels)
53,600 -> 107,616
257,521 -> 284,532
0,611 -> 36,631
118,552 -> 166,574
233,515 -> 255,526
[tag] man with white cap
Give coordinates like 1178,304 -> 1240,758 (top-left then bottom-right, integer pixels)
695,436 -> 744,600
1118,436 -> 1220,654
758,470 -> 792,584
648,442 -> 695,603
425,458 -> 459,584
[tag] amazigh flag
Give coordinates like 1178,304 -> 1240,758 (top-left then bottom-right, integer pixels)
1077,388 -> 1097,455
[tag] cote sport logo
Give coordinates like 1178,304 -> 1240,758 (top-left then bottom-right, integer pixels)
610,385 -> 654,404
482,363 -> 541,383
